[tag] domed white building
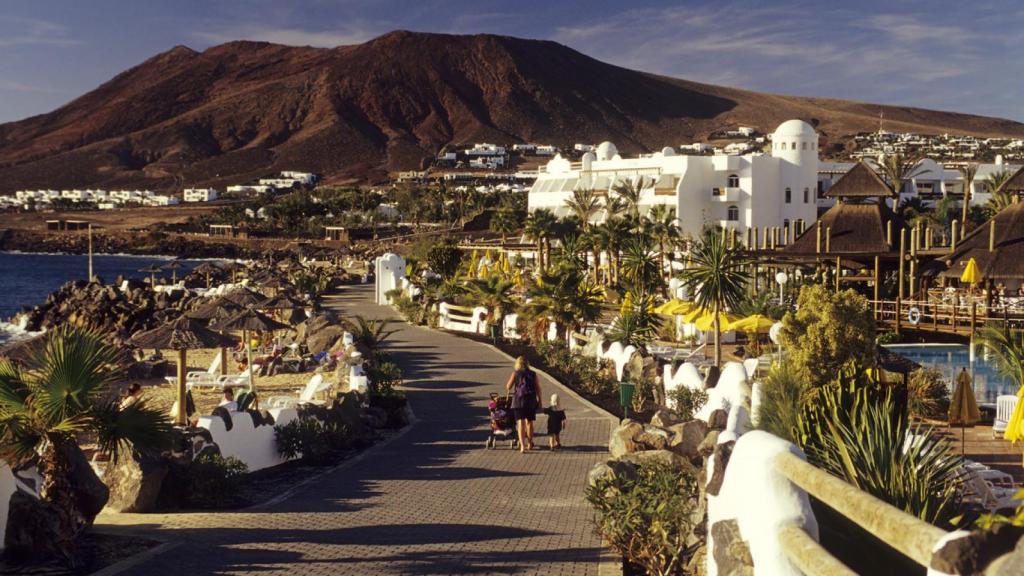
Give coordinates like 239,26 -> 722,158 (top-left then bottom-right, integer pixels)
528,119 -> 820,239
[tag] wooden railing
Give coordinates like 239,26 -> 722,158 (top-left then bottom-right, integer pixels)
870,297 -> 1024,335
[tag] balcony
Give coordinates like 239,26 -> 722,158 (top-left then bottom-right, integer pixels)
711,186 -> 740,202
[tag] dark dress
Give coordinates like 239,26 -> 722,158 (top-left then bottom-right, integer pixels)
543,407 -> 566,435
510,368 -> 538,421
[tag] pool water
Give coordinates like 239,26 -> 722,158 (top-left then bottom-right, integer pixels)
885,344 -> 1019,405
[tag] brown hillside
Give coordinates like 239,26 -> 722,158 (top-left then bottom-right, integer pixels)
1,30 -> 1022,192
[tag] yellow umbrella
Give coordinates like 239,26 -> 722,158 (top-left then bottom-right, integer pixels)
620,291 -> 634,315
725,314 -> 776,333
960,257 -> 980,285
1004,386 -> 1024,443
501,252 -> 511,275
693,311 -> 740,332
654,300 -> 678,315
950,367 -> 981,454
654,299 -> 694,316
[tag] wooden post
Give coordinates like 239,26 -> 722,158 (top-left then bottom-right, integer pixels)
87,223 -> 94,281
176,349 -> 187,426
898,228 -> 906,301
895,296 -> 902,335
989,220 -> 996,252
971,302 -> 978,339
933,300 -> 939,332
770,227 -> 777,250
952,303 -> 958,333
835,256 -> 841,293
825,227 -> 832,253
909,257 -> 916,300
886,220 -> 893,247
816,223 -> 822,254
951,220 -> 959,252
925,227 -> 932,250
873,255 -> 880,318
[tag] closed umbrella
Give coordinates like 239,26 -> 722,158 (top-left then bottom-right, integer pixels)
130,316 -> 238,426
216,308 -> 292,404
1003,386 -> 1024,444
949,367 -> 981,455
960,257 -> 980,285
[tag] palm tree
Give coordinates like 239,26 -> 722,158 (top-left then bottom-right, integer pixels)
646,204 -> 681,290
466,274 -> 517,324
524,209 -> 557,271
959,164 -> 978,239
976,325 -> 1024,390
489,208 -> 520,243
611,176 -> 651,221
620,235 -> 662,295
984,170 -> 1016,214
565,188 -> 603,278
677,228 -> 750,367
522,266 -> 603,340
604,195 -> 627,220
596,217 -> 632,286
0,327 -> 172,565
876,154 -> 924,207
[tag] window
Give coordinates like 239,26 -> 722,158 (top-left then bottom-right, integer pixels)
803,187 -> 809,203
785,187 -> 792,203
783,219 -> 790,229
796,219 -> 805,234
727,205 -> 739,221
727,174 -> 739,188
791,142 -> 797,150
802,142 -> 807,150
817,180 -> 825,199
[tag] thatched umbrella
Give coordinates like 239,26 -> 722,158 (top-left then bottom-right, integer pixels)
130,316 -> 238,426
261,293 -> 306,310
225,286 -> 266,307
215,309 -> 291,404
949,367 -> 981,455
162,260 -> 184,283
187,297 -> 244,376
193,262 -> 225,288
139,264 -> 163,286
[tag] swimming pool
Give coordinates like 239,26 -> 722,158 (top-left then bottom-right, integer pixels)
884,344 -> 1019,405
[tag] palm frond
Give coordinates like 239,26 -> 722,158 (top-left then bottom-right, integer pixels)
92,400 -> 174,462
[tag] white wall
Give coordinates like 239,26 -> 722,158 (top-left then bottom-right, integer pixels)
198,408 -> 299,472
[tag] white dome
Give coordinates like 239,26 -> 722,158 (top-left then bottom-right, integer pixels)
581,151 -> 596,163
595,141 -> 618,161
772,119 -> 816,138
661,146 -> 676,157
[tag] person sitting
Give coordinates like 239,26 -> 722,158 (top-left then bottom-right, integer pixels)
219,387 -> 239,412
119,382 -> 144,410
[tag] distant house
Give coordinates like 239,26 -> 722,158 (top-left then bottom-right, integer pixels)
209,224 -> 245,238
184,188 -> 218,202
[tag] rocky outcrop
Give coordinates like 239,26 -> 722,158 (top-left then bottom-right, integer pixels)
4,492 -> 65,563
103,450 -> 169,513
711,519 -> 755,576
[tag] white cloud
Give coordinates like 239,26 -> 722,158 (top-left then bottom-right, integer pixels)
0,79 -> 63,94
0,16 -> 80,47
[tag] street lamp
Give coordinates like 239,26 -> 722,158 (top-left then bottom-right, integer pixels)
775,271 -> 789,305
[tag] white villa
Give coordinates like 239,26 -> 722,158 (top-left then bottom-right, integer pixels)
183,187 -> 219,202
528,119 -> 820,236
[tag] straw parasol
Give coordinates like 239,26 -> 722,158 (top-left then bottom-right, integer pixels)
215,308 -> 292,403
162,260 -> 184,283
949,367 -> 981,455
260,293 -> 306,310
224,286 -> 266,307
187,297 -> 244,375
138,264 -> 163,286
130,316 -> 237,426
193,262 -> 225,288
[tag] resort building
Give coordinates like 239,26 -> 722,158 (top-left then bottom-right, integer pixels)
528,119 -> 819,236
183,188 -> 219,202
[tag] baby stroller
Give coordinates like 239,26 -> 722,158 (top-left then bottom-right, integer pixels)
485,392 -> 519,449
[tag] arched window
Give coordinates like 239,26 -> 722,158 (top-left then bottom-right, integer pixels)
785,187 -> 792,203
803,187 -> 809,203
727,205 -> 739,221
727,174 -> 739,188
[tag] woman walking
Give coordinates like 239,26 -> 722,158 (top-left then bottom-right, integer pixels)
505,356 -> 543,453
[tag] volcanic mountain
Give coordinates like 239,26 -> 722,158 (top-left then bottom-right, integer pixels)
1,30 -> 1023,192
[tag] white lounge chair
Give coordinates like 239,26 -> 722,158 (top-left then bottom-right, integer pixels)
266,374 -> 330,408
215,367 -> 252,390
743,358 -> 759,380
186,354 -> 223,387
350,365 -> 368,393
962,469 -> 1022,512
993,394 -> 1018,438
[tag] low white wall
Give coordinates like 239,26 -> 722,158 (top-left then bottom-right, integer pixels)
0,463 -> 16,549
198,408 -> 299,472
438,303 -> 488,334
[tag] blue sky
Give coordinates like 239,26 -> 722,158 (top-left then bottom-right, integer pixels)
1,0 -> 1022,123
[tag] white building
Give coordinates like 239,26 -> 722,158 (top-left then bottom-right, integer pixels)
184,188 -> 219,202
279,171 -> 317,185
466,143 -> 506,156
528,119 -> 820,236
227,184 -> 275,195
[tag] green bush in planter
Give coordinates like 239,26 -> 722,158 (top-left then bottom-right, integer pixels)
184,453 -> 248,508
274,417 -> 351,464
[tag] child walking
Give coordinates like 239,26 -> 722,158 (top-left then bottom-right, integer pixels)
543,393 -> 567,450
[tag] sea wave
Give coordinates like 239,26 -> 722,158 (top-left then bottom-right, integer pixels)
0,315 -> 44,348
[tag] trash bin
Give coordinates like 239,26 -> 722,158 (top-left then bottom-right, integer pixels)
619,381 -> 636,420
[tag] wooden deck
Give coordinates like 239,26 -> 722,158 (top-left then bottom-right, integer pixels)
872,298 -> 1024,336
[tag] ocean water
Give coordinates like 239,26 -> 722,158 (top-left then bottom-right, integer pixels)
0,252 -> 205,344
885,343 -> 1019,405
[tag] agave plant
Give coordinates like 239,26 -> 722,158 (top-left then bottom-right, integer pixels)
342,315 -> 396,352
0,327 -> 172,565
607,289 -> 663,350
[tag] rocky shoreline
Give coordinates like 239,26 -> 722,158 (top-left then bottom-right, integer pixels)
0,228 -> 265,259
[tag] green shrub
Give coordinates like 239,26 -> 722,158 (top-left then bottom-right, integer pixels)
388,292 -> 422,323
586,460 -> 701,576
369,393 -> 409,428
274,417 -> 351,464
368,360 -> 403,396
667,386 -> 708,422
907,367 -> 949,420
184,453 -> 248,507
571,355 -> 617,397
876,331 -> 902,345
756,362 -> 809,443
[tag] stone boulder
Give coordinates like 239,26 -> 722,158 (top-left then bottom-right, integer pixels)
706,440 -> 736,497
587,459 -> 638,487
619,449 -> 694,470
609,419 -> 644,458
932,523 -> 1024,576
4,492 -> 65,563
704,365 -> 721,389
58,442 -> 109,523
668,420 -> 708,461
103,451 -> 169,513
635,425 -> 672,451
650,408 -> 682,428
697,430 -> 720,459
711,519 -> 754,576
707,409 -> 728,431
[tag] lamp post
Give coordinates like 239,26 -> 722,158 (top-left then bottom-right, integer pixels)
775,271 -> 789,306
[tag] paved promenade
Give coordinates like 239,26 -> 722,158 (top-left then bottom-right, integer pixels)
97,285 -> 615,575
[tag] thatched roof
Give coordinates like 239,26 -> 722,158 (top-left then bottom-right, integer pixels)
130,316 -> 238,350
260,293 -> 306,309
784,203 -> 898,255
877,346 -> 921,374
824,161 -> 896,199
224,286 -> 265,307
996,165 -> 1024,194
931,201 -> 1024,281
186,297 -> 243,321
215,309 -> 292,332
